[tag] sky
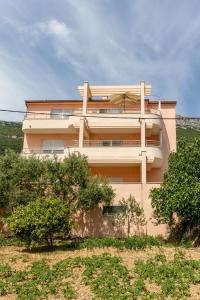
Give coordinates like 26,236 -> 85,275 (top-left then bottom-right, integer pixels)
0,0 -> 200,121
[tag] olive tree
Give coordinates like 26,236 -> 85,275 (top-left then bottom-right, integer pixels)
0,151 -> 114,213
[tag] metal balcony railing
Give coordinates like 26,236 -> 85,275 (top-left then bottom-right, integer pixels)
24,110 -> 82,120
86,108 -> 141,114
145,140 -> 160,147
82,140 -> 141,147
24,107 -> 161,119
22,140 -> 160,155
22,148 -> 65,155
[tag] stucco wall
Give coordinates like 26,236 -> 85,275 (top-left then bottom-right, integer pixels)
74,183 -> 167,238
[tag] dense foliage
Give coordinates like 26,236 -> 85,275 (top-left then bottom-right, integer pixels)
0,151 -> 114,245
0,121 -> 23,155
0,151 -> 114,211
151,138 -> 200,242
7,198 -> 72,247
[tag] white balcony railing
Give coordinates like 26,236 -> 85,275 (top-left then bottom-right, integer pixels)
24,108 -> 161,119
22,149 -> 65,155
146,140 -> 160,147
24,110 -> 82,120
22,139 -> 160,155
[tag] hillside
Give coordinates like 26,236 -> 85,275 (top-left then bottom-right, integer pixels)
0,121 -> 23,155
0,116 -> 199,154
176,115 -> 200,140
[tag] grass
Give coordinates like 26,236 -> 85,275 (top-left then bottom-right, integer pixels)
0,249 -> 199,299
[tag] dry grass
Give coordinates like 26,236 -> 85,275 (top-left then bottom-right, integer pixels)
0,245 -> 199,299
1,245 -> 200,269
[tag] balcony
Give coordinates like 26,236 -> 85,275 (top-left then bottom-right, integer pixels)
22,112 -> 81,133
22,139 -> 162,167
22,107 -> 162,134
85,108 -> 161,133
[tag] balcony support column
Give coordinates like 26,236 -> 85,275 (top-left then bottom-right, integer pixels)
79,81 -> 89,148
160,129 -> 163,148
140,81 -> 146,149
141,151 -> 147,184
79,118 -> 84,148
83,80 -> 89,115
141,151 -> 147,204
140,80 -> 145,115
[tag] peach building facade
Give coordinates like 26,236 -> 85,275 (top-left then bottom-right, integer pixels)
22,81 -> 176,237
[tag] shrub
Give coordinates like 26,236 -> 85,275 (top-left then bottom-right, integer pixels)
70,236 -> 162,250
7,198 -> 72,247
151,138 -> 200,245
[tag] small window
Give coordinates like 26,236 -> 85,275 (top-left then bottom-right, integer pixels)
101,140 -> 111,147
51,109 -> 73,119
102,205 -> 127,216
112,140 -> 122,146
99,109 -> 108,114
109,109 -> 123,114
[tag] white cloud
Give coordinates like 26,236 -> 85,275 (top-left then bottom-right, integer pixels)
1,0 -> 200,117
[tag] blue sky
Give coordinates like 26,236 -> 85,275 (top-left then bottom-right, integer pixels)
0,0 -> 200,121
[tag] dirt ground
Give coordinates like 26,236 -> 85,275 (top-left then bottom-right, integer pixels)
0,246 -> 200,299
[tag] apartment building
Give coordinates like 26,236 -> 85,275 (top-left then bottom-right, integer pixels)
22,81 -> 176,237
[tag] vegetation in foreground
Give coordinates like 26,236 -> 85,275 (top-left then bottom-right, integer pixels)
0,249 -> 199,300
151,138 -> 200,245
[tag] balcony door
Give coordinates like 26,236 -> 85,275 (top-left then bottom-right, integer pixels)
42,140 -> 64,154
51,109 -> 73,119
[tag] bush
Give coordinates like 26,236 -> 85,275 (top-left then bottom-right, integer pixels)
124,235 -> 161,249
70,236 -> 162,250
7,198 -> 72,247
151,138 -> 200,245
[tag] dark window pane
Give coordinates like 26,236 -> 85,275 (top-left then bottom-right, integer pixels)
102,205 -> 127,216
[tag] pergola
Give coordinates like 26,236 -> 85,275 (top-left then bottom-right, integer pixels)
78,82 -> 152,98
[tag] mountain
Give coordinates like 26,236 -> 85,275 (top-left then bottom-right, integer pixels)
0,116 -> 199,154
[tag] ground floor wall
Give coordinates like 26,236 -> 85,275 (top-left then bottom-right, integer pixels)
74,183 -> 167,238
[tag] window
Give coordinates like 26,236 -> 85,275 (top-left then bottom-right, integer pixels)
42,140 -> 64,154
109,109 -> 123,114
112,140 -> 122,146
99,108 -> 122,114
101,140 -> 111,146
102,205 -> 127,216
51,109 -> 74,119
99,109 -> 108,114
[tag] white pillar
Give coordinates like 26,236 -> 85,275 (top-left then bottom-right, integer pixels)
79,118 -> 84,148
141,151 -> 147,204
79,81 -> 89,148
140,81 -> 145,115
140,81 -> 146,148
160,129 -> 163,148
83,81 -> 89,115
158,100 -> 161,112
141,151 -> 147,184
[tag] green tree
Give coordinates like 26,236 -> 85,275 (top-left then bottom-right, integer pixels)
151,138 -> 200,243
7,198 -> 72,247
0,151 -> 114,214
0,151 -> 47,209
44,153 -> 114,212
115,195 -> 146,237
